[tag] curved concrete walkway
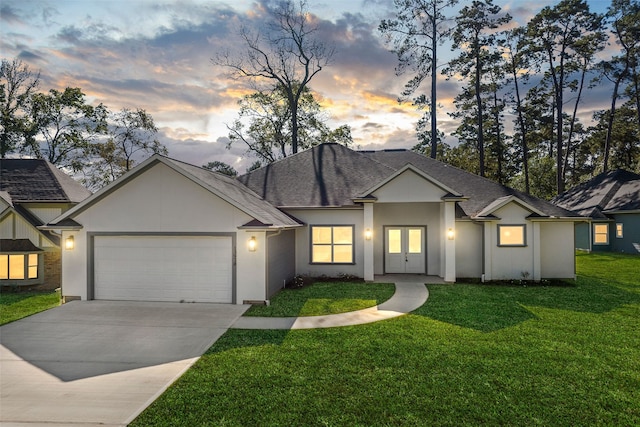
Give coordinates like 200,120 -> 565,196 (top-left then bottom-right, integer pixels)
231,282 -> 429,330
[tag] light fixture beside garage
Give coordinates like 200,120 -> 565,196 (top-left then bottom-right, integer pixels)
248,236 -> 257,252
364,228 -> 372,240
447,228 -> 455,240
65,235 -> 75,250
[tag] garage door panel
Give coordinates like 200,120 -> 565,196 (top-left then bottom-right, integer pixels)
94,235 -> 232,303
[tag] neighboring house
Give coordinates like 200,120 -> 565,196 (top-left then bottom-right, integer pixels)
553,169 -> 640,254
0,159 -> 91,289
47,144 -> 582,304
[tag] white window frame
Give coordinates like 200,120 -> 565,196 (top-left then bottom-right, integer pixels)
593,223 -> 609,245
310,225 -> 355,264
497,224 -> 526,247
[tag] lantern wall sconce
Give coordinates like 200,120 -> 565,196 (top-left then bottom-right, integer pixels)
447,228 -> 455,240
248,236 -> 257,252
364,228 -> 372,241
65,235 -> 75,250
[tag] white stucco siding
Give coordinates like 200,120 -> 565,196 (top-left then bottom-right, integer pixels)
74,163 -> 253,232
373,203 -> 441,276
62,162 -> 266,303
61,229 -> 87,299
485,203 -> 535,281
236,230 -> 267,303
455,221 -> 483,278
371,170 -> 447,203
286,209 -> 364,278
540,222 -> 575,279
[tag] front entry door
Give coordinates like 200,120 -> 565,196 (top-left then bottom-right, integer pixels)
384,226 -> 426,274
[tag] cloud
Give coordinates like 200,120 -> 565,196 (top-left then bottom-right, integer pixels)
0,4 -> 24,24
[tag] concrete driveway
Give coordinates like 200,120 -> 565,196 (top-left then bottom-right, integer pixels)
0,300 -> 248,426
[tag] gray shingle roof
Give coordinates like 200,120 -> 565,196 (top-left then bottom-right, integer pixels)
0,159 -> 91,203
239,144 -> 395,207
362,149 -> 580,218
161,157 -> 301,228
240,144 -> 580,218
552,169 -> 640,216
0,238 -> 44,252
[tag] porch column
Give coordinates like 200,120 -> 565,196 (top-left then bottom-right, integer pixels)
363,202 -> 374,281
443,201 -> 456,282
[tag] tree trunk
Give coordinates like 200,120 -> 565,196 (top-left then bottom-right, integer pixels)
563,60 -> 588,181
493,89 -> 503,184
512,66 -> 529,194
289,91 -> 299,154
604,78 -> 622,173
475,52 -> 485,178
430,1 -> 438,159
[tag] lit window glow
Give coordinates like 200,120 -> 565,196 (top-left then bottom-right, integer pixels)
594,224 -> 609,244
498,225 -> 526,246
311,226 -> 353,263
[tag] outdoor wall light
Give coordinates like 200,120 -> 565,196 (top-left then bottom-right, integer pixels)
65,235 -> 75,250
364,228 -> 372,241
248,236 -> 257,252
447,228 -> 455,241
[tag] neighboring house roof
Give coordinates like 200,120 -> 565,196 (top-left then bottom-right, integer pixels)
49,155 -> 302,229
552,169 -> 640,217
240,144 -> 580,219
0,159 -> 91,203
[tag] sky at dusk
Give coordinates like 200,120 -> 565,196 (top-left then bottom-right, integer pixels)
1,0 -> 614,172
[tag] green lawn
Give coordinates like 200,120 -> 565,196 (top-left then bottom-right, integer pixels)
244,282 -> 395,317
132,252 -> 640,426
0,289 -> 60,326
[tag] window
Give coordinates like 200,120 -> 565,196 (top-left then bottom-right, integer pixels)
0,254 -> 39,280
616,223 -> 623,239
311,226 -> 354,263
593,224 -> 609,245
498,225 -> 526,246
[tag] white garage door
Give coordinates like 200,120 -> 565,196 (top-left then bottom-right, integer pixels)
94,235 -> 233,303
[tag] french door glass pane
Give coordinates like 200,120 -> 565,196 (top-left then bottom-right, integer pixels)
408,229 -> 422,253
388,229 -> 402,253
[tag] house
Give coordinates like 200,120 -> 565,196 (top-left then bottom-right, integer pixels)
1,159 -> 91,289
46,144 -> 582,304
552,169 -> 640,253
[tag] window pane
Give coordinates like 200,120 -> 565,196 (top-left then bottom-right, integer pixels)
334,245 -> 353,263
616,224 -> 623,238
312,227 -> 332,244
0,255 -> 8,280
312,245 -> 332,263
333,227 -> 352,244
388,229 -> 402,253
28,254 -> 38,279
594,224 -> 608,244
9,255 -> 25,279
408,229 -> 422,253
500,226 -> 525,246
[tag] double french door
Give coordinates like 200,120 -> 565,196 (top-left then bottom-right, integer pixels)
384,226 -> 426,274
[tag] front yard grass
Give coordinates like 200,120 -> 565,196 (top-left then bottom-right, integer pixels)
0,289 -> 60,326
132,252 -> 640,426
244,282 -> 395,317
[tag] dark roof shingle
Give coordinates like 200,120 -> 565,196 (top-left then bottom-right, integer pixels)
552,169 -> 640,216
0,159 -> 91,203
240,144 -> 580,218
